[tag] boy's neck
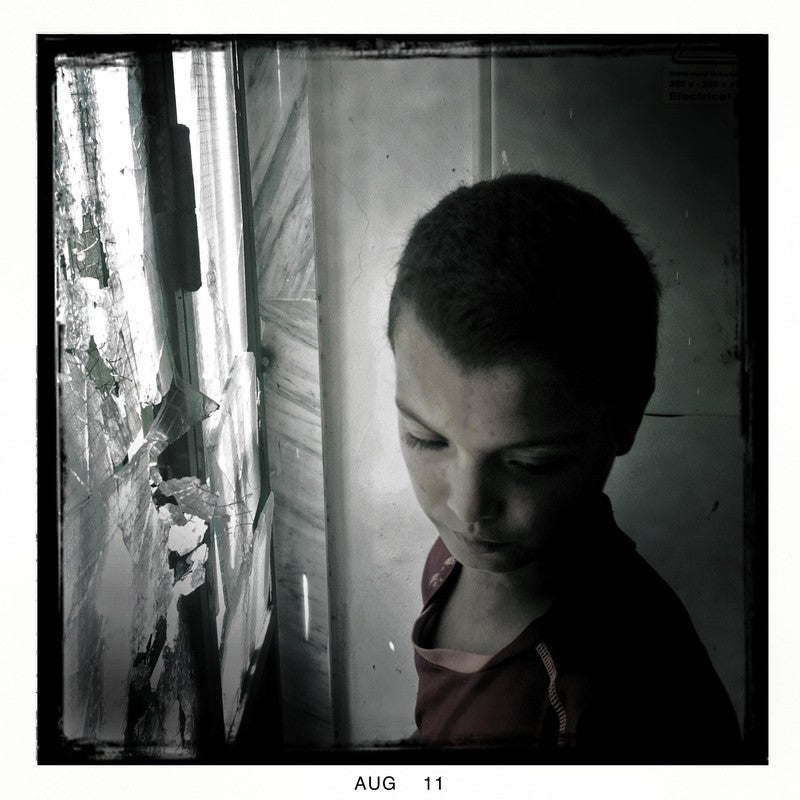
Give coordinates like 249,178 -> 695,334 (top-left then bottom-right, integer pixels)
459,556 -> 559,606
434,557 -> 556,653
452,493 -> 615,607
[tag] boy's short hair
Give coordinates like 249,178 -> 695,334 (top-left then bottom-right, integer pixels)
388,173 -> 660,403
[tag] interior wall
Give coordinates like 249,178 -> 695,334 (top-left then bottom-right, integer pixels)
308,56 -> 480,744
490,53 -> 745,728
306,49 -> 745,746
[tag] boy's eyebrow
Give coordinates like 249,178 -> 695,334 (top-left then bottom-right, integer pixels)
394,398 -> 585,449
395,399 -> 436,431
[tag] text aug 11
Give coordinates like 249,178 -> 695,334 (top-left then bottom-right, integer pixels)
353,776 -> 443,791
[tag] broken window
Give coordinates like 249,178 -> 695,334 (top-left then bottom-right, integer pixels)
54,41 -> 273,758
173,44 -> 273,739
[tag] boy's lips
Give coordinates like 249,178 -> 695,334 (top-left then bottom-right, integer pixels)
445,527 -> 508,549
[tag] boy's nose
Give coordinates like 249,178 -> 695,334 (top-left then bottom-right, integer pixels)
446,459 -> 501,525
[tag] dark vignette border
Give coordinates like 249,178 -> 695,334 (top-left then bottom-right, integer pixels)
37,32 -> 768,766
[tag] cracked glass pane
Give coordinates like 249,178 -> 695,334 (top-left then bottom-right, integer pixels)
173,46 -> 248,413
173,45 -> 272,740
55,42 -> 272,756
55,55 -> 201,757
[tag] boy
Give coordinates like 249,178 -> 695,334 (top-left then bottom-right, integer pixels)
388,174 -> 740,760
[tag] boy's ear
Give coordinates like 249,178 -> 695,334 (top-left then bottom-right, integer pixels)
615,373 -> 656,456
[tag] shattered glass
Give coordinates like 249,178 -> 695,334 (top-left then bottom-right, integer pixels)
220,492 -> 274,740
205,354 -> 272,736
55,56 -> 207,756
55,43 -> 273,756
173,46 -> 273,740
145,375 -> 220,458
173,46 -> 248,416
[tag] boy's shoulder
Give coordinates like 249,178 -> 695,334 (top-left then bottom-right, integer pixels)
565,533 -> 742,754
557,515 -> 699,650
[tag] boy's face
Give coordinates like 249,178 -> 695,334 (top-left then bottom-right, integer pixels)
394,311 -> 623,574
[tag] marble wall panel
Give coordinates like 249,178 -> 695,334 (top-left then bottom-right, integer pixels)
242,45 -> 333,746
245,45 -> 317,301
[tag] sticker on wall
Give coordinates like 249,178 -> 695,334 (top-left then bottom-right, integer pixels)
663,67 -> 738,104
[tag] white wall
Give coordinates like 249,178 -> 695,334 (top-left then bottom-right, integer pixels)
309,56 -> 479,744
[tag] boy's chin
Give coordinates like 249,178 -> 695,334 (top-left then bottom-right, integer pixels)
440,529 -> 556,573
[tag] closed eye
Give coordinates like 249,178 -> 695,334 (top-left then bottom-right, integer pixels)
402,432 -> 447,451
505,458 -> 566,475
